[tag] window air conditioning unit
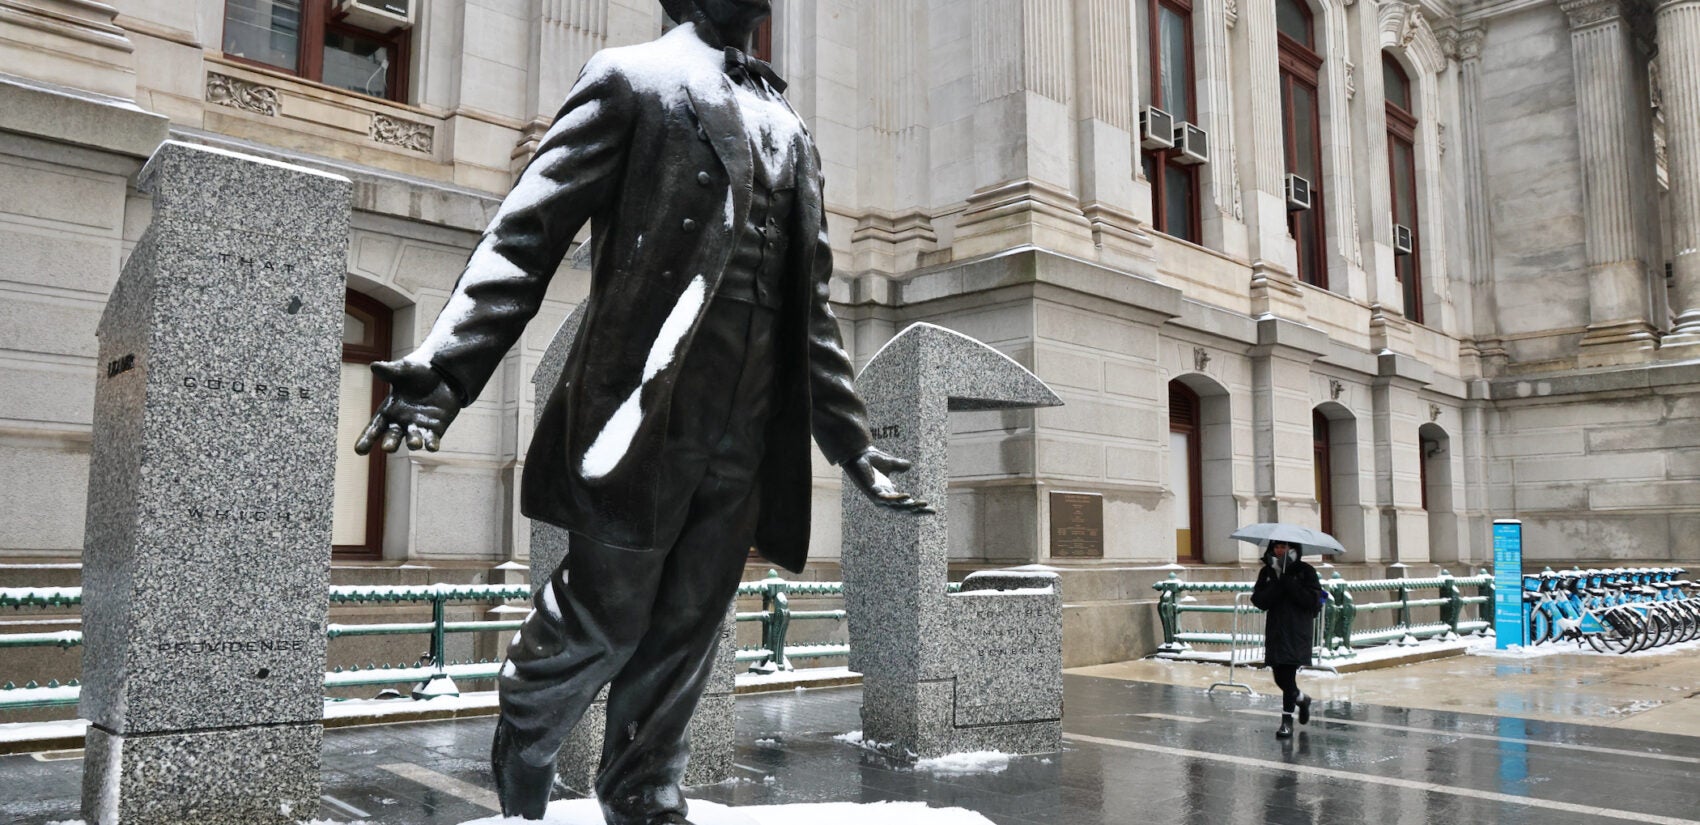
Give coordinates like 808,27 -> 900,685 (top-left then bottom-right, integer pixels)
336,0 -> 415,30
1140,106 -> 1176,151
1286,173 -> 1313,212
1393,223 -> 1415,256
1172,122 -> 1209,165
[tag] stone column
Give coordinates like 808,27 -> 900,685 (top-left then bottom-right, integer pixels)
1561,0 -> 1661,364
1452,26 -> 1506,371
1659,0 -> 1700,347
1248,318 -> 1328,526
1069,0 -> 1147,265
515,0 -> 613,173
1234,0 -> 1305,317
955,0 -> 1098,261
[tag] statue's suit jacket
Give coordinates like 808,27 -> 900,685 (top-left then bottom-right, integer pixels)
410,25 -> 870,574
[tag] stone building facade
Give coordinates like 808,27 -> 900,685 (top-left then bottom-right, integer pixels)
0,0 -> 1696,573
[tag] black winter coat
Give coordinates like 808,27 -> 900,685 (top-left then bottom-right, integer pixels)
406,24 -> 871,573
1251,558 -> 1325,666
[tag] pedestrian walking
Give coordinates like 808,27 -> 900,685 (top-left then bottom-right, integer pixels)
1251,540 -> 1326,738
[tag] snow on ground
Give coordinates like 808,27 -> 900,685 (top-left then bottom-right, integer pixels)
914,751 -> 1010,776
322,691 -> 501,721
1471,635 -> 1700,659
835,731 -> 1015,776
1158,634 -> 1491,670
0,718 -> 86,744
735,666 -> 857,689
456,799 -> 995,825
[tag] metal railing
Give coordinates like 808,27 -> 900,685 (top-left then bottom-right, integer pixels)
1154,569 -> 1495,660
2,572 -> 884,711
730,570 -> 963,673
323,583 -> 532,698
0,583 -> 533,711
734,571 -> 849,672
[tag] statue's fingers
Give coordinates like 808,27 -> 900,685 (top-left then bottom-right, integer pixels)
875,453 -> 913,474
380,424 -> 405,453
354,415 -> 388,455
405,424 -> 427,451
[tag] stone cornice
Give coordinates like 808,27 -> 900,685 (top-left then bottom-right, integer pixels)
1559,0 -> 1631,28
1559,0 -> 1660,53
1380,1 -> 1450,72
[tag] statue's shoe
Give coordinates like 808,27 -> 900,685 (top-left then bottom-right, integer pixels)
491,719 -> 554,820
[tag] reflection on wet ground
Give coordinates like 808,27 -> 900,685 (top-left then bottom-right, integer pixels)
1074,642 -> 1700,735
3,674 -> 1698,824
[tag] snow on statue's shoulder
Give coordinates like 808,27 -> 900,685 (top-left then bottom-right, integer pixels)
590,22 -> 724,109
456,799 -> 996,825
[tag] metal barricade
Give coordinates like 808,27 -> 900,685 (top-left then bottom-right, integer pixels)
1208,592 -> 1258,695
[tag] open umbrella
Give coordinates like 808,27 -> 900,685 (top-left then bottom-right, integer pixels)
1229,523 -> 1347,555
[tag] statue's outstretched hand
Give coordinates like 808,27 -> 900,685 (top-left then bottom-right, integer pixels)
353,360 -> 463,455
844,446 -> 933,513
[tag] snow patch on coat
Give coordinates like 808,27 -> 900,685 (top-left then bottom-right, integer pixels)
579,275 -> 707,480
405,234 -> 527,367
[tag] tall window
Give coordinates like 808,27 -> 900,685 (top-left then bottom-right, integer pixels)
1169,381 -> 1204,563
1142,0 -> 1202,243
1313,410 -> 1333,536
1384,55 -> 1423,324
1278,0 -> 1327,288
222,1 -> 411,102
334,291 -> 391,559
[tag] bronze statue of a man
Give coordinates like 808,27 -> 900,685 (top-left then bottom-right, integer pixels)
355,1 -> 925,822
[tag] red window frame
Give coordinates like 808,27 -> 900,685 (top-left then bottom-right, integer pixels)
1385,55 -> 1423,324
1169,381 -> 1205,564
1278,1 -> 1328,289
221,0 -> 412,103
754,16 -> 773,62
337,290 -> 391,560
1313,410 -> 1333,536
1143,0 -> 1202,244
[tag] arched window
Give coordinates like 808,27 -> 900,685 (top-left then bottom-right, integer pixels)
333,290 -> 391,559
1142,0 -> 1201,243
1169,381 -> 1204,562
1384,54 -> 1423,324
1278,0 -> 1327,289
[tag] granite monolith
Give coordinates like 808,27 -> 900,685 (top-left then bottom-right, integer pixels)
842,322 -> 1066,760
79,141 -> 351,824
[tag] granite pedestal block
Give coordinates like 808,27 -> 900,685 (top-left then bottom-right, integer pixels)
78,141 -> 351,823
528,307 -> 737,793
842,323 -> 1066,760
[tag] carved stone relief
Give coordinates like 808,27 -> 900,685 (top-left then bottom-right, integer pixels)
206,73 -> 280,116
370,114 -> 434,154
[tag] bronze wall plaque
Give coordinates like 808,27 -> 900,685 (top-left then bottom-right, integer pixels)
1049,491 -> 1104,558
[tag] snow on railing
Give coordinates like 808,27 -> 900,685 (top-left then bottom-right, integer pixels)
1153,569 -> 1496,659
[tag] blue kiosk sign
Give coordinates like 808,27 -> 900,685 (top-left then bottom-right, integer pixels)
1493,519 -> 1524,649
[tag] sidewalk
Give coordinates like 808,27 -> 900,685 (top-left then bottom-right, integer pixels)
1073,637 -> 1700,735
4,651 -> 1698,824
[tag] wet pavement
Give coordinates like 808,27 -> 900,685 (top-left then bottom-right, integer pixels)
1076,640 -> 1700,736
3,673 -> 1699,824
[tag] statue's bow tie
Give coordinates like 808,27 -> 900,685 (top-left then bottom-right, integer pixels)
724,47 -> 787,94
